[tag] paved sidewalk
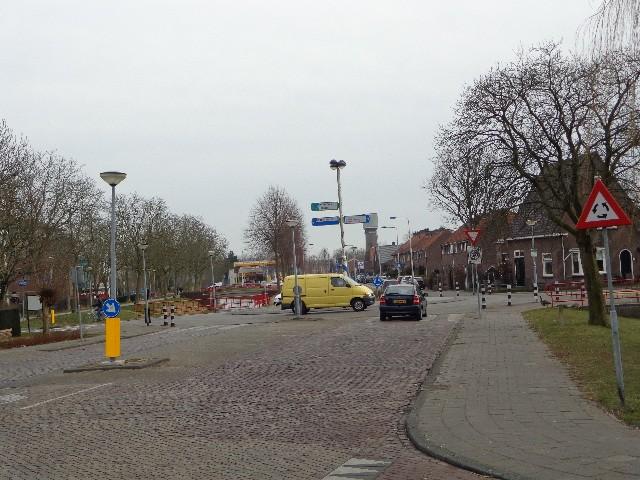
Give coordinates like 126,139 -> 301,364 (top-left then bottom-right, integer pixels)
407,305 -> 640,480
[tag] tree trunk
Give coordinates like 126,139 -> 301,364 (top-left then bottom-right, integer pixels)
274,251 -> 281,290
41,306 -> 49,334
576,230 -> 607,326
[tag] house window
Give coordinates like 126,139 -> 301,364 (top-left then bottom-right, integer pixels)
501,253 -> 509,263
596,247 -> 606,274
542,253 -> 553,277
514,250 -> 524,258
570,249 -> 583,276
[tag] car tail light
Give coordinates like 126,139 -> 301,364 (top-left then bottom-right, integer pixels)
413,295 -> 420,305
379,295 -> 385,305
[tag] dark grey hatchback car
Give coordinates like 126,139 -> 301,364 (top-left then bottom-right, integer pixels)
379,284 -> 427,321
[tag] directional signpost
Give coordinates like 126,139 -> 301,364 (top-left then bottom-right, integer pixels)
311,202 -> 339,211
343,214 -> 370,224
102,298 -> 121,361
312,216 -> 340,227
464,228 -> 483,318
576,178 -> 631,406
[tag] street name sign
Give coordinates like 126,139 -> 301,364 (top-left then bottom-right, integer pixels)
464,228 -> 482,246
17,279 -> 27,287
311,202 -> 339,211
343,214 -> 370,224
312,216 -> 340,226
102,298 -> 121,318
576,179 -> 631,230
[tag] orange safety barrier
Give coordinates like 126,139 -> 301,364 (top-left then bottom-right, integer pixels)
196,292 -> 273,311
543,281 -> 640,307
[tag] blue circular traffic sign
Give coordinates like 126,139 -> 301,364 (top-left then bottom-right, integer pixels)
373,276 -> 383,287
102,298 -> 121,318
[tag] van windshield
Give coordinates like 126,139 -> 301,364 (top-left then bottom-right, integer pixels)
345,277 -> 359,286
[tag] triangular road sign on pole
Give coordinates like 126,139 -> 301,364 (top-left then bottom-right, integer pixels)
576,179 -> 631,230
464,228 -> 482,246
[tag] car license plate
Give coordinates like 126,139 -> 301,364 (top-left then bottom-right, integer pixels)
395,299 -> 406,304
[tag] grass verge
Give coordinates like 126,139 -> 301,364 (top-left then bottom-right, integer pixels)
0,330 -> 83,349
524,307 -> 639,426
20,304 -> 139,330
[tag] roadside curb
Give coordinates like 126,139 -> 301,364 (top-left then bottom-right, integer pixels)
404,313 -> 531,480
63,357 -> 169,373
37,329 -> 164,352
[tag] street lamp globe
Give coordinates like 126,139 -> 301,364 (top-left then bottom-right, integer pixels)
329,159 -> 347,170
100,171 -> 127,186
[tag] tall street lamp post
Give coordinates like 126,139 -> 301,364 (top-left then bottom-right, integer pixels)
100,171 -> 126,363
390,216 -> 414,281
100,171 -> 127,298
527,219 -> 539,299
286,220 -> 301,318
381,225 -> 400,275
329,159 -> 347,273
208,250 -> 217,311
75,265 -> 83,339
139,243 -> 150,325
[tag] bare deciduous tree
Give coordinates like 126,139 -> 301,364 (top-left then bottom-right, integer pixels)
446,43 -> 640,326
426,127 -> 525,227
586,0 -> 640,54
244,185 -> 306,288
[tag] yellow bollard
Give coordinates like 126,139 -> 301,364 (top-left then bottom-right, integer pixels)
50,309 -> 55,325
104,317 -> 121,359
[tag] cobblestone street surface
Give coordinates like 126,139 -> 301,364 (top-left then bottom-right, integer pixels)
0,300 -> 483,479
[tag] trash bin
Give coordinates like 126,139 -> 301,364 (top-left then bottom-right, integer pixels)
0,308 -> 21,337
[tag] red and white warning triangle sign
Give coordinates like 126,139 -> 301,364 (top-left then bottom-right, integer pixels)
464,228 -> 482,246
576,179 -> 631,229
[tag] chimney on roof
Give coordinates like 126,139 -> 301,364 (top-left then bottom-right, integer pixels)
392,241 -> 396,246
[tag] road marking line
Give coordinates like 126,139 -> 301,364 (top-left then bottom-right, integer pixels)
20,383 -> 112,410
322,458 -> 391,480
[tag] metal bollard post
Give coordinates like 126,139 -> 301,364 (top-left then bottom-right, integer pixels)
507,284 -> 512,306
455,281 -> 459,297
481,284 -> 486,309
580,284 -> 586,306
534,283 -> 538,299
439,282 -> 443,297
488,282 -> 493,295
162,304 -> 168,326
170,304 -> 176,327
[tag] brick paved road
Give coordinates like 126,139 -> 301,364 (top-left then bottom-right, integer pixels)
0,298 -> 485,479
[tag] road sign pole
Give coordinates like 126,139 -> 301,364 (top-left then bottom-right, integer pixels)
603,228 -> 626,406
476,264 -> 481,319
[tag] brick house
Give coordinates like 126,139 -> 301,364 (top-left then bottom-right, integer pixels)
497,201 -> 640,289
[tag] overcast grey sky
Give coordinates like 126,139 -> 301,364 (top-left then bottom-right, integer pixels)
1,1 -> 598,256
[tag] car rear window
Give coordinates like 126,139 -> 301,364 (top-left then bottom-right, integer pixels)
385,285 -> 414,295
